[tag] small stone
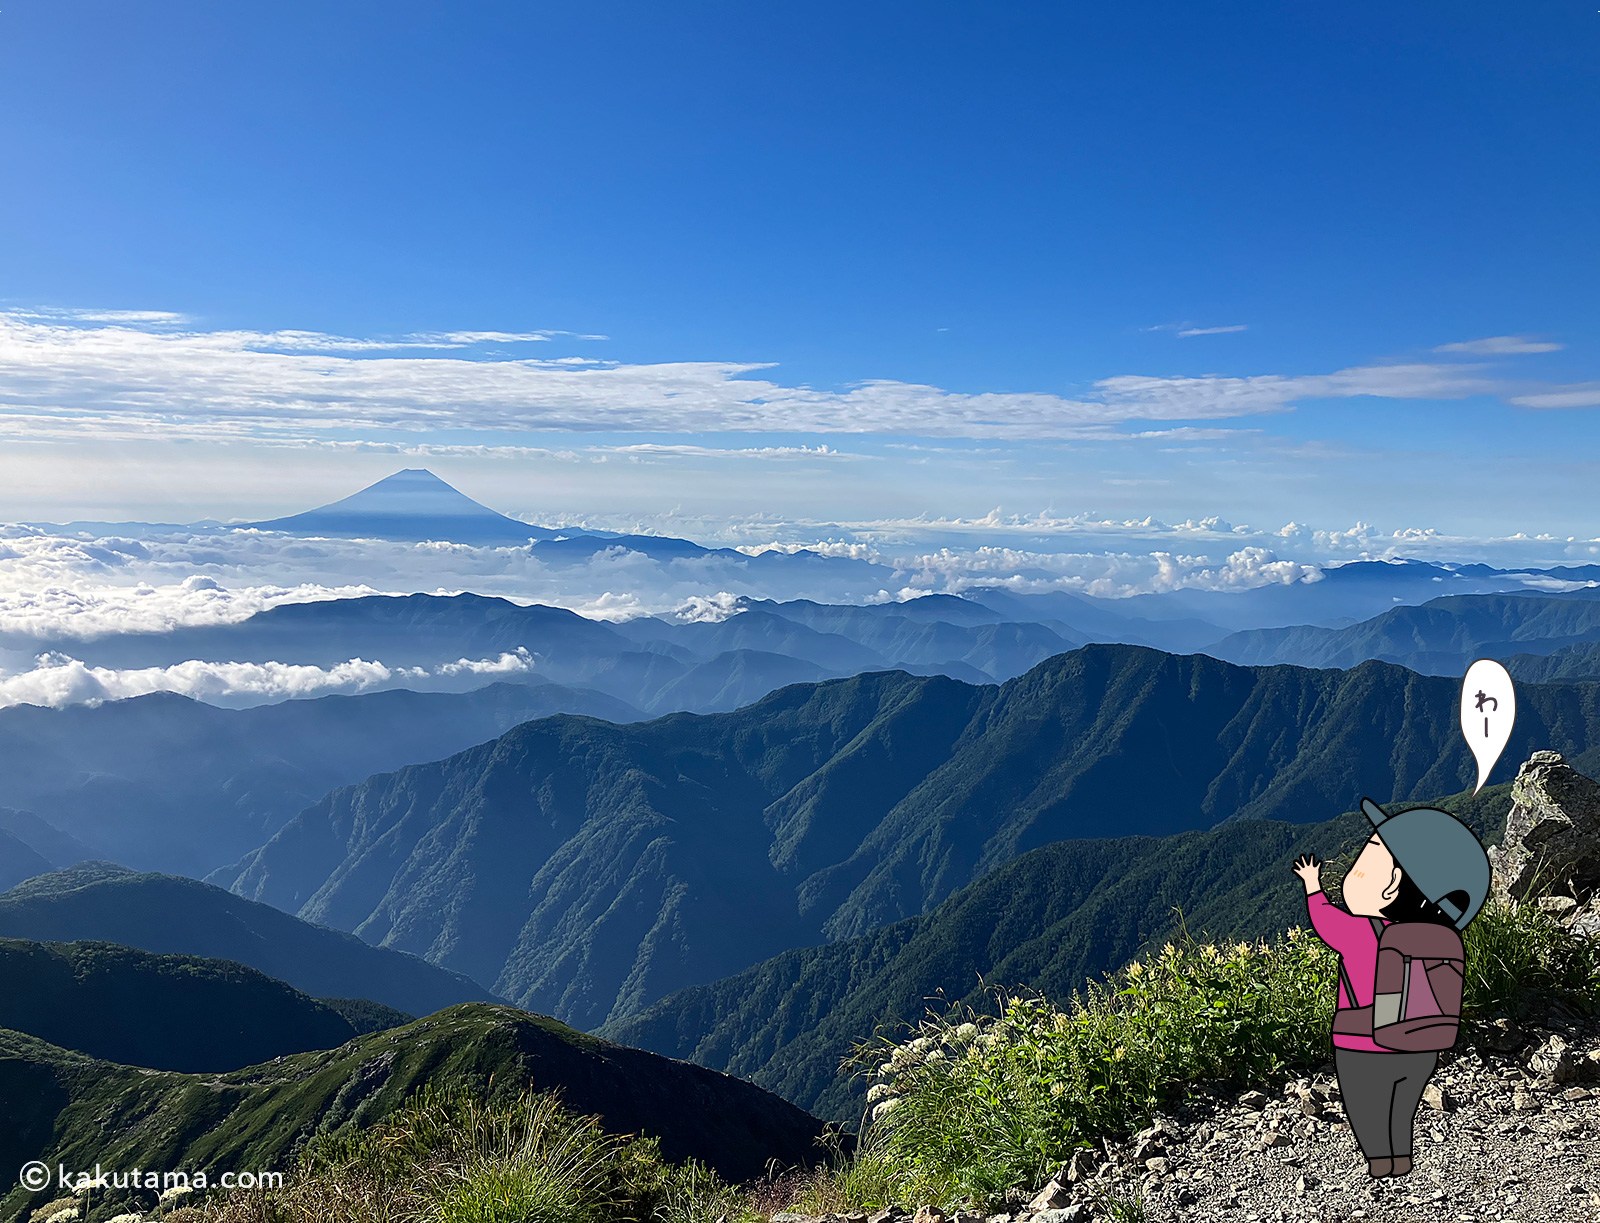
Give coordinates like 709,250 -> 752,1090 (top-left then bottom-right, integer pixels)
911,1208 -> 947,1223
1564,1086 -> 1594,1101
1033,1208 -> 1091,1223
1025,1182 -> 1070,1212
1512,1089 -> 1539,1112
1423,1083 -> 1453,1111
1064,1149 -> 1097,1183
1145,1156 -> 1171,1175
1238,1090 -> 1269,1110
1130,1135 -> 1165,1163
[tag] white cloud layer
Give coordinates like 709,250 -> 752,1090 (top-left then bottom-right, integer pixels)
0,312 -> 1555,444
0,648 -> 537,711
0,510 -> 1593,657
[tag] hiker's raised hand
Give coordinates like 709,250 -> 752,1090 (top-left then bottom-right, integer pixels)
1292,853 -> 1323,894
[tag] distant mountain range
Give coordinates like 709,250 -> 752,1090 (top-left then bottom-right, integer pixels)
602,784 -> 1514,1122
213,644 -> 1600,1032
1208,588 -> 1600,675
0,864 -> 493,1017
0,679 -> 642,876
25,470 -> 1594,655
0,1001 -> 827,1222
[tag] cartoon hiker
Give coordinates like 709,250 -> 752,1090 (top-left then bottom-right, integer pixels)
1292,798 -> 1491,1179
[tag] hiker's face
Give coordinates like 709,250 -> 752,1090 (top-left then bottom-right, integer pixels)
1342,834 -> 1400,917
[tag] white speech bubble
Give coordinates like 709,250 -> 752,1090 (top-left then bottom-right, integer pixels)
1461,659 -> 1516,794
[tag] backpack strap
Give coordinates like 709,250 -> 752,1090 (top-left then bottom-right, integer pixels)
1338,958 -> 1360,1008
1369,915 -> 1386,942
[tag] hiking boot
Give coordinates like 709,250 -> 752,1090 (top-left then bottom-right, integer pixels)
1389,1155 -> 1412,1177
1367,1158 -> 1392,1178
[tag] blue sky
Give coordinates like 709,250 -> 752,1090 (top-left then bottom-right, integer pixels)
0,1 -> 1597,561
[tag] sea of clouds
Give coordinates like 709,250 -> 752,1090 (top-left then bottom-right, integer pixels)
0,506 -> 1592,710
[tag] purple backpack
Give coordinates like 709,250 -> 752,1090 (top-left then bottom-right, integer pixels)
1330,917 -> 1466,1052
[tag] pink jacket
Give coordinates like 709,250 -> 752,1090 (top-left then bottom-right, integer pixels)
1305,891 -> 1393,1053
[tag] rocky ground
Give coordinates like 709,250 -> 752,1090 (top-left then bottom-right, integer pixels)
772,1012 -> 1600,1223
771,753 -> 1600,1223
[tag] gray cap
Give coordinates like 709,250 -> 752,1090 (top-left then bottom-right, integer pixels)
1361,797 -> 1492,930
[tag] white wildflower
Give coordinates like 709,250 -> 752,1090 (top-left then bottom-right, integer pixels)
867,1083 -> 892,1102
955,1022 -> 979,1040
871,1098 -> 900,1120
158,1185 -> 195,1204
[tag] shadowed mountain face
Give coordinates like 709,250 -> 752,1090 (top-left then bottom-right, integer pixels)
0,680 -> 641,876
601,785 -> 1516,1123
1208,589 -> 1600,675
1502,639 -> 1600,683
0,829 -> 51,893
0,865 -> 494,1017
0,1003 -> 829,1216
216,644 -> 1600,1032
0,937 -> 359,1072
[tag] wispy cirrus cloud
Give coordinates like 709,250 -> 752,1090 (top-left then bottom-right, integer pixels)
1510,384 -> 1600,409
1177,324 -> 1248,337
0,311 -> 1559,445
1434,335 -> 1562,355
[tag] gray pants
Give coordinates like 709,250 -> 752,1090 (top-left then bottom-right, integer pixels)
1334,1048 -> 1438,1159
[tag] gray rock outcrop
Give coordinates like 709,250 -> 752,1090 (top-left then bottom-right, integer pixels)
1489,752 -> 1600,931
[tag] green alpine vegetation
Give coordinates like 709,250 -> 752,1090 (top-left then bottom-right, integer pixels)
0,937 -> 362,1072
0,1003 -> 829,1223
602,786 -> 1514,1122
221,645 -> 1600,1030
0,864 -> 495,1017
169,1088 -> 765,1223
791,886 -> 1600,1215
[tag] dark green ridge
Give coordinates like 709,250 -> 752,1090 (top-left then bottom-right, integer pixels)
0,937 -> 358,1072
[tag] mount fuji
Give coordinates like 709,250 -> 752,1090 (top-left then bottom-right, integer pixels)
248,468 -> 575,545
